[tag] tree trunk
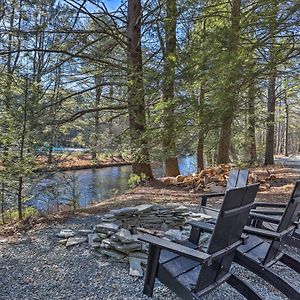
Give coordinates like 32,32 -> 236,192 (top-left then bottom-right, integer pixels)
127,0 -> 153,178
264,1 -> 278,165
196,20 -> 207,172
197,80 -> 206,171
48,145 -> 53,164
17,77 -> 29,220
284,100 -> 289,157
264,70 -> 277,165
92,74 -> 102,160
1,183 -> 5,224
197,130 -> 205,171
248,79 -> 257,163
218,114 -> 234,164
162,0 -> 179,177
17,176 -> 23,220
217,0 -> 241,164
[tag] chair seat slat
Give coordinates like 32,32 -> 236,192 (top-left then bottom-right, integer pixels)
163,256 -> 200,277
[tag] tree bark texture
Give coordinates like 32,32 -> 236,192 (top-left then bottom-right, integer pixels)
162,0 -> 180,177
92,74 -> 102,160
197,80 -> 206,172
264,0 -> 278,165
248,80 -> 257,163
217,0 -> 241,164
265,70 -> 277,164
127,0 -> 153,178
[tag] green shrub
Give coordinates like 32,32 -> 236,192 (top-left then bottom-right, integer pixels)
128,173 -> 147,188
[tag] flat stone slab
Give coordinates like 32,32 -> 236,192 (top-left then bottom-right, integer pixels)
88,234 -> 102,248
94,223 -> 119,233
115,229 -> 139,243
134,204 -> 154,213
110,207 -> 139,216
122,242 -> 142,251
129,257 -> 143,277
57,229 -> 76,238
66,237 -> 88,247
77,229 -> 94,236
129,251 -> 148,260
164,229 -> 188,242
100,249 -> 127,260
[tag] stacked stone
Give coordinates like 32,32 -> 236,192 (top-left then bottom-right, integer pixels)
100,203 -> 190,231
56,203 -> 211,277
91,224 -> 147,263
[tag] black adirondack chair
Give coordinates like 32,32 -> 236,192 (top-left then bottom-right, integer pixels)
189,182 -> 300,299
249,180 -> 300,248
198,169 -> 249,217
139,184 -> 262,300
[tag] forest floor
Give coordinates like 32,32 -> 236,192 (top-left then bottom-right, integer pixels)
35,153 -> 131,172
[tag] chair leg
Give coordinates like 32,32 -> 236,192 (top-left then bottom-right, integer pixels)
189,226 -> 202,245
235,255 -> 300,299
280,254 -> 300,273
201,195 -> 208,206
143,244 -> 161,297
227,274 -> 263,300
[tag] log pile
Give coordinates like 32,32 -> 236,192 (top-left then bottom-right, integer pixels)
160,164 -> 278,192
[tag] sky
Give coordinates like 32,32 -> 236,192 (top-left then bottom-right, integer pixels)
86,0 -> 123,12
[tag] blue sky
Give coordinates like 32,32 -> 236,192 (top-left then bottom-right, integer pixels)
86,0 -> 122,12
104,0 -> 122,10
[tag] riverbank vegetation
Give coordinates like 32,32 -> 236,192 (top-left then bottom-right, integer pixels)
0,0 -> 299,222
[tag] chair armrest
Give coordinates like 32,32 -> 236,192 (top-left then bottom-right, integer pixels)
251,208 -> 285,216
249,212 -> 281,224
253,202 -> 286,208
139,234 -> 211,264
187,220 -> 214,233
210,240 -> 243,261
243,226 -> 281,240
198,192 -> 225,199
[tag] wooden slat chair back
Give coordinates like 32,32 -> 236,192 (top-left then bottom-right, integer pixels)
227,169 -> 249,190
263,180 -> 300,264
277,180 -> 300,232
199,169 -> 249,207
194,184 -> 259,292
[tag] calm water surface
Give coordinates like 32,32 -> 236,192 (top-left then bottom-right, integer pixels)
33,155 -> 196,210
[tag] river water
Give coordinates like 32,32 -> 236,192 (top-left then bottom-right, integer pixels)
32,155 -> 196,211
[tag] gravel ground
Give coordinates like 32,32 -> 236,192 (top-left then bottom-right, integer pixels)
1,215 -> 300,300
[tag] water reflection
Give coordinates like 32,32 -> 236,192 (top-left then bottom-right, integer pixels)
32,155 -> 196,210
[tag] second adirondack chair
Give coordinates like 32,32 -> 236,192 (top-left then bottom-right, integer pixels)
249,180 -> 300,248
189,181 -> 300,299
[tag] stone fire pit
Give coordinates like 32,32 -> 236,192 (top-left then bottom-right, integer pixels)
56,203 -> 211,277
